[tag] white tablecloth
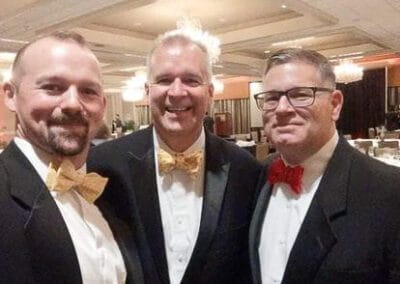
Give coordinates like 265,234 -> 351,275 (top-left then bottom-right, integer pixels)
348,138 -> 400,147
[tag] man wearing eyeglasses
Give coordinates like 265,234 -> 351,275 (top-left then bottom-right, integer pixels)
249,48 -> 400,283
88,28 -> 262,283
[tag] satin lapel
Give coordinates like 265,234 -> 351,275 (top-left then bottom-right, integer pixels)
249,181 -> 273,284
182,135 -> 230,282
282,137 -> 351,283
97,201 -> 145,284
127,138 -> 169,284
1,142 -> 82,282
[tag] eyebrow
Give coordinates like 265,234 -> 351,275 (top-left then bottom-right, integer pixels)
35,75 -> 102,90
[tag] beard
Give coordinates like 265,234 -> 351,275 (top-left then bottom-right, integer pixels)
47,112 -> 90,156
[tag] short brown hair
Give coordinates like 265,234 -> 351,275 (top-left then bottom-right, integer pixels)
263,48 -> 336,87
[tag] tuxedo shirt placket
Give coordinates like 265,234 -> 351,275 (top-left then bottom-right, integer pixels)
154,128 -> 205,284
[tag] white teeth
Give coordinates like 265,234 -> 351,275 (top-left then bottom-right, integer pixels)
167,107 -> 189,112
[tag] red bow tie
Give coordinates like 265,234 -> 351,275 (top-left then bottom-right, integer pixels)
268,158 -> 304,194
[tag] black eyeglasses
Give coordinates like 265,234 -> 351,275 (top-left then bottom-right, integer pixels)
253,87 -> 334,111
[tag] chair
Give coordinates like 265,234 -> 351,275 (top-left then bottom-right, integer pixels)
374,147 -> 398,158
354,140 -> 373,153
384,132 -> 399,139
378,141 -> 399,149
368,128 -> 376,139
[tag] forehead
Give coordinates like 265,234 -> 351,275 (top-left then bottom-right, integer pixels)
19,38 -> 101,81
263,61 -> 322,91
149,42 -> 207,78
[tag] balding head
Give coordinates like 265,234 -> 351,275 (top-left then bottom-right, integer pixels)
11,31 -> 94,86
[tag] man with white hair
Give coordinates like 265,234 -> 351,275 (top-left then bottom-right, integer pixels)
88,27 -> 262,283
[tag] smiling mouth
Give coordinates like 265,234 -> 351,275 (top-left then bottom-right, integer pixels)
166,107 -> 191,113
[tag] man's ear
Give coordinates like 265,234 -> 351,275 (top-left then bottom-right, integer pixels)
3,82 -> 17,112
331,89 -> 344,122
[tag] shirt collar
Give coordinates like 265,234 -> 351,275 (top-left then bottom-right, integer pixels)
280,131 -> 339,190
153,127 -> 206,154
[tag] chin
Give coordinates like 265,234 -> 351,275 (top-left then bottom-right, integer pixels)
273,135 -> 303,147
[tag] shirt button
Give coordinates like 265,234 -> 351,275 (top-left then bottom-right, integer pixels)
178,254 -> 184,263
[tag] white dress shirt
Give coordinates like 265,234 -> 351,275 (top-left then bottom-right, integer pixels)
259,132 -> 339,284
153,128 -> 205,284
14,137 -> 126,284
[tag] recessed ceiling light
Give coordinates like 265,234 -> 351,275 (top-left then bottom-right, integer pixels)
281,4 -> 287,9
264,50 -> 271,54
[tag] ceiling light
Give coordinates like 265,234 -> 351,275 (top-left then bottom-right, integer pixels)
334,60 -> 363,84
0,52 -> 16,61
281,4 -> 287,9
212,77 -> 224,94
122,70 -> 147,102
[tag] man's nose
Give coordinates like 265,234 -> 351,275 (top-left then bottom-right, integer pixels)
167,78 -> 187,96
275,95 -> 295,113
60,86 -> 83,111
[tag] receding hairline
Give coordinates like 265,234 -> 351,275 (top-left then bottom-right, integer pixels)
11,31 -> 94,83
147,34 -> 212,82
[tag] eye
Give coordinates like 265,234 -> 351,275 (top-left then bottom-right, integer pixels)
80,87 -> 99,96
182,77 -> 203,87
41,84 -> 63,93
264,92 -> 280,102
155,78 -> 173,86
289,89 -> 313,100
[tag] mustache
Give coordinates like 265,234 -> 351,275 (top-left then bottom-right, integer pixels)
49,112 -> 88,126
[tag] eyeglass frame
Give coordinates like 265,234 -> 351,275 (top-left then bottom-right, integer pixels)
253,86 -> 334,111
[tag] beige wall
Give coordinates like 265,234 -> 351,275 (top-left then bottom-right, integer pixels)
388,65 -> 400,86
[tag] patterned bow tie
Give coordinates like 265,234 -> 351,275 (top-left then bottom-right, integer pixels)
158,148 -> 204,180
45,159 -> 108,203
268,158 -> 304,194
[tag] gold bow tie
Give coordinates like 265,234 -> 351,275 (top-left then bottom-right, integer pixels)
45,159 -> 108,203
158,148 -> 203,180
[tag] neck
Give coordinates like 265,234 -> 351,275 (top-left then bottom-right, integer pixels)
155,127 -> 202,153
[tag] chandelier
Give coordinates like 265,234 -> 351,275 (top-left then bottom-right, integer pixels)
334,60 -> 363,84
121,70 -> 147,102
212,77 -> 224,94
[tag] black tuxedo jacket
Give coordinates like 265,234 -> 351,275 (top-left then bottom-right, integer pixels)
249,137 -> 400,284
88,126 -> 262,283
0,142 -> 143,283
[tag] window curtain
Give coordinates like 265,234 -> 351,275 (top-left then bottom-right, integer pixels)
336,68 -> 385,138
134,105 -> 151,127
